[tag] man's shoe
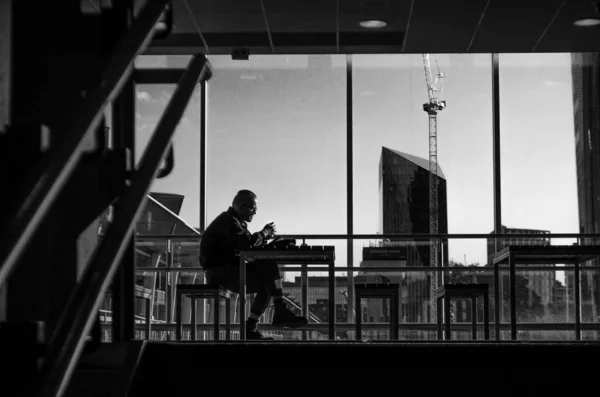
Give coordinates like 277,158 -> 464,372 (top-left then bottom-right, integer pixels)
272,302 -> 308,329
246,324 -> 274,340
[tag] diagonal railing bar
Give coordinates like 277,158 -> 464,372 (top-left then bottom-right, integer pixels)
283,296 -> 321,323
0,0 -> 170,289
32,54 -> 211,397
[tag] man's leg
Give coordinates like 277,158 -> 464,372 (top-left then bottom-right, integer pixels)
206,264 -> 276,339
248,260 -> 308,329
244,261 -> 278,339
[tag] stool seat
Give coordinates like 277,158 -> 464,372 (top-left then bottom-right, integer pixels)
355,283 -> 399,340
435,283 -> 490,340
175,284 -> 231,341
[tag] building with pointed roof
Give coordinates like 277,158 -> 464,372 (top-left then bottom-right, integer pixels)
378,146 -> 449,266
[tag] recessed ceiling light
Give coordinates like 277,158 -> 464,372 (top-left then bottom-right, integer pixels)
574,18 -> 600,27
359,20 -> 387,29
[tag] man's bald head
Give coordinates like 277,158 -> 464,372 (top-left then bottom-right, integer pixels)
233,189 -> 257,207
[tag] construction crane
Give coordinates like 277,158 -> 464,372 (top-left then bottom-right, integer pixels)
422,54 -> 446,318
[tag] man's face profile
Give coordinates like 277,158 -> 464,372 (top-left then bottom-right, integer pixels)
237,195 -> 257,223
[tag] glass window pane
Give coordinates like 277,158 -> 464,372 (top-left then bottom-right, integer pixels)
205,55 -> 347,235
499,54 -> 578,235
353,54 -> 493,267
135,83 -> 202,228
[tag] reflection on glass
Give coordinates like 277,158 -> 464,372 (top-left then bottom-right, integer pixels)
571,53 -> 600,247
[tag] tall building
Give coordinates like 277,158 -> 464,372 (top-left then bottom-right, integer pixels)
379,146 -> 449,265
571,52 -> 600,242
368,147 -> 449,326
571,52 -> 600,321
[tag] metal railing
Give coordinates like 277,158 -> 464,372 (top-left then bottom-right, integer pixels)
119,254 -> 600,342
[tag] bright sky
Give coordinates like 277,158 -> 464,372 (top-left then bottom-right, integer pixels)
135,53 -> 579,271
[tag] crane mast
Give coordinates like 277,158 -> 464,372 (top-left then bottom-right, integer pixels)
422,54 -> 446,320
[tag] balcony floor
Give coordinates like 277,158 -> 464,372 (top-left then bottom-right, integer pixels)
126,340 -> 599,394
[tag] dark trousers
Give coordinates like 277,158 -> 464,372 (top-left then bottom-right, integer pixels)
205,260 -> 282,317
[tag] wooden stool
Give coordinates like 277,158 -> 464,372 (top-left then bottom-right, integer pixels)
175,284 -> 231,341
436,284 -> 490,340
355,283 -> 399,340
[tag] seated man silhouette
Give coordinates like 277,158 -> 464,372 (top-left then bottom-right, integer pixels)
199,189 -> 308,339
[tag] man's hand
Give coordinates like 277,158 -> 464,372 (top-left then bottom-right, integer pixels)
261,222 -> 276,239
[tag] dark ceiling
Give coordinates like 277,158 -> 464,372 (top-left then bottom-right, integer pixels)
142,0 -> 600,55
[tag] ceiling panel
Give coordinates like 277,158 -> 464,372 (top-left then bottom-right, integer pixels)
145,0 -> 600,55
468,0 -> 564,53
261,0 -> 337,33
404,0 -> 490,53
535,0 -> 600,53
338,0 -> 412,32
173,0 -> 266,33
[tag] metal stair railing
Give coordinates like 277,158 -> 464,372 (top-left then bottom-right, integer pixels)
30,53 -> 211,397
283,296 -> 322,324
0,0 -> 171,290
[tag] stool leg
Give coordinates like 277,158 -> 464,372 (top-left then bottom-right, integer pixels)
145,297 -> 151,340
437,296 -> 442,340
391,293 -> 399,340
225,296 -> 231,341
444,297 -> 451,340
484,291 -> 490,340
176,292 -> 182,341
214,292 -> 220,341
471,296 -> 477,340
355,292 -> 361,341
191,298 -> 197,341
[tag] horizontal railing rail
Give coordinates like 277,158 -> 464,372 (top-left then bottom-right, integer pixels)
100,323 -> 600,332
135,233 -> 600,240
134,265 -> 599,272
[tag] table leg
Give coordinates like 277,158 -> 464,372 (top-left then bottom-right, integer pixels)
225,295 -> 231,341
328,260 -> 335,340
213,293 -> 220,341
301,263 -> 308,341
483,290 -> 490,340
509,253 -> 517,340
175,291 -> 182,341
471,296 -> 477,340
574,260 -> 581,340
239,255 -> 246,340
444,297 -> 451,340
494,262 -> 500,340
191,297 -> 197,341
436,295 -> 442,340
355,293 -> 361,341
